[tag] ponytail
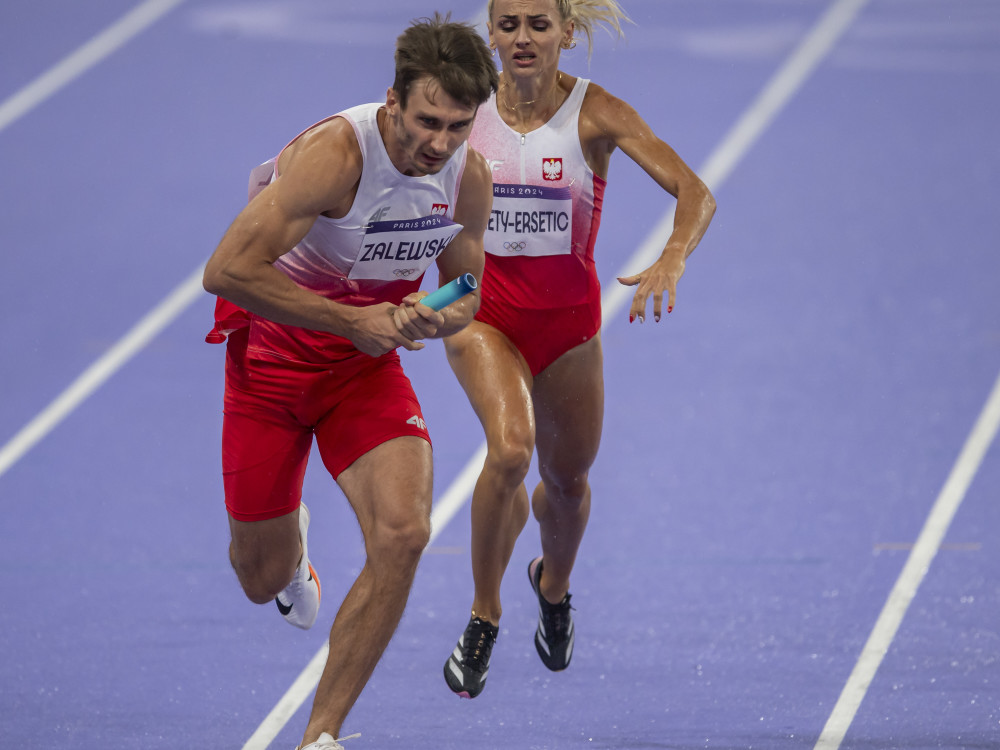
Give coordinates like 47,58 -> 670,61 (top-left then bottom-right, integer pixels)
559,0 -> 631,57
486,0 -> 632,58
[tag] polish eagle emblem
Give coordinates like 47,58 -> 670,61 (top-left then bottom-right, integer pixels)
542,158 -> 563,181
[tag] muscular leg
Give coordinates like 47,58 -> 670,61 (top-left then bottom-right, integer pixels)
445,321 -> 534,624
530,334 -> 604,604
228,509 -> 304,604
225,410 -> 312,605
299,436 -> 432,746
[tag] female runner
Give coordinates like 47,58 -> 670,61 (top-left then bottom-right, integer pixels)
443,0 -> 716,699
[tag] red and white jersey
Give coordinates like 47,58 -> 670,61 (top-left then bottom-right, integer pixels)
469,77 -> 605,310
262,102 -> 467,305
207,103 -> 468,362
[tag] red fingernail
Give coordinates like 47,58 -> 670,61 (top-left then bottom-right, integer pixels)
629,314 -> 634,323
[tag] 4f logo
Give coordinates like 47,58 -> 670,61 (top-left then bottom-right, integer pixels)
542,158 -> 562,181
407,415 -> 427,431
487,159 -> 504,174
431,203 -> 449,215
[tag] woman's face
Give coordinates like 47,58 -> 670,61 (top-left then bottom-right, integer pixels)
488,0 -> 574,81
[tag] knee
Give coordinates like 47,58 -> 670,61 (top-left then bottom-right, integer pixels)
367,512 -> 430,568
230,545 -> 296,605
540,468 -> 590,507
485,431 -> 533,487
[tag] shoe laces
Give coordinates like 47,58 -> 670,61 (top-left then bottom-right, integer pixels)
461,617 -> 498,671
540,593 -> 574,639
284,558 -> 314,595
300,732 -> 360,750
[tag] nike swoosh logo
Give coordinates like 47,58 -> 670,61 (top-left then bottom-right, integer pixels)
275,567 -> 313,617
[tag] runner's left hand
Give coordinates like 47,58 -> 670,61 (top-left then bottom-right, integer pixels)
392,292 -> 446,341
617,249 -> 686,323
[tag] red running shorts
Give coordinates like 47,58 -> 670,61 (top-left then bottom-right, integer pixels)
221,331 -> 430,522
474,298 -> 601,376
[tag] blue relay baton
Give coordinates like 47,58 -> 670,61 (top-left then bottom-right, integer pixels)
419,273 -> 479,311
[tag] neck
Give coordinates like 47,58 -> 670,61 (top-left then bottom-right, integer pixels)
499,71 -> 563,119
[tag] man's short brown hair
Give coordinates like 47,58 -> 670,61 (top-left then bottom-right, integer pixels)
394,13 -> 499,109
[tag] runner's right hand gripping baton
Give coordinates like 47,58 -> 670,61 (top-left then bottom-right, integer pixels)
419,273 -> 479,311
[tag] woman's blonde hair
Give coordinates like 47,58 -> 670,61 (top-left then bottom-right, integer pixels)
487,0 -> 632,57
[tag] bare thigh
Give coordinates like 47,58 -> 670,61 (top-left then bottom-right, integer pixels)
445,320 -> 536,464
532,334 -> 605,485
334,435 -> 433,556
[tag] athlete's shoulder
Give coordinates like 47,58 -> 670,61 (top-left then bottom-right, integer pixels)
457,147 -> 493,212
463,147 -> 492,184
581,80 -> 633,119
273,116 -> 364,215
281,116 -> 362,173
580,80 -> 644,142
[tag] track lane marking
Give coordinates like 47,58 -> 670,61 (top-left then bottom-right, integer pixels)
814,373 -> 1000,749
241,1 -> 871,746
0,0 -> 187,134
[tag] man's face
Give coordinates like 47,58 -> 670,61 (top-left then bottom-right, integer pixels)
384,76 -> 479,176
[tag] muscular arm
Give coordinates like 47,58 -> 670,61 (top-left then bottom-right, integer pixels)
203,119 -> 420,355
580,84 -> 716,320
394,148 -> 492,339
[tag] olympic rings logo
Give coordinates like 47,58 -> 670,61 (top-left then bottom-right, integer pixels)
503,241 -> 527,252
393,268 -> 419,278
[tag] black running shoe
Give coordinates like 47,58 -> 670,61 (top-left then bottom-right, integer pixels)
443,615 -> 499,698
528,557 -> 575,671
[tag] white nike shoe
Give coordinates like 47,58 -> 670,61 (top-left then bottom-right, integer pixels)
275,503 -> 321,630
296,732 -> 361,750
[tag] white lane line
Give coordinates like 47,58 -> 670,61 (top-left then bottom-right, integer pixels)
603,0 -> 871,316
0,0 -> 187,134
241,1 -> 870,746
0,0 -> 189,474
241,645 -> 331,750
0,265 -> 205,479
814,373 -> 1000,749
